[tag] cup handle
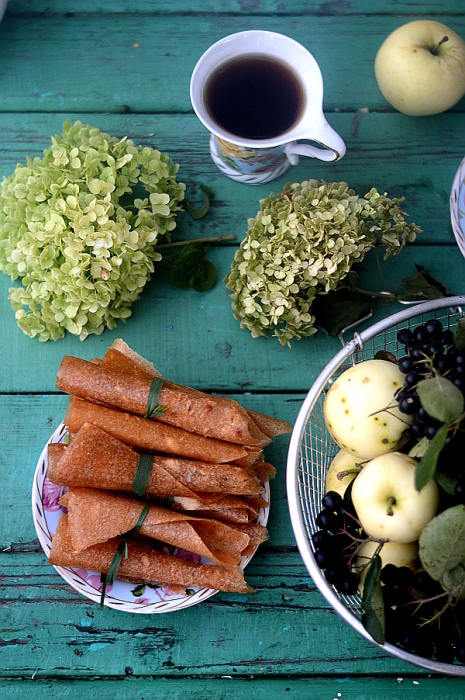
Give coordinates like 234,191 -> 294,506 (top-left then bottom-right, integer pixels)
284,117 -> 346,165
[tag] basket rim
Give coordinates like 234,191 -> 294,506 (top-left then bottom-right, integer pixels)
286,295 -> 465,675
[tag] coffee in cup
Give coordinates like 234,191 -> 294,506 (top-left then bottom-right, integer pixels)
190,31 -> 346,184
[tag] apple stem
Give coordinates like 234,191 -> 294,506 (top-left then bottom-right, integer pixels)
431,36 -> 449,55
386,496 -> 396,516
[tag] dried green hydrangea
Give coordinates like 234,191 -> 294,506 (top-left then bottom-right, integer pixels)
225,180 -> 421,346
0,120 -> 185,341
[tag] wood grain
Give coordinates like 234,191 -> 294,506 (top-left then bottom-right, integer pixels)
0,14 -> 464,113
1,0 -> 465,689
0,245 -> 463,393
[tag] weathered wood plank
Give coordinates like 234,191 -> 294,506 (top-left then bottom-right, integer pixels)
0,244 -> 463,394
0,112 -> 461,247
7,0 -> 465,16
0,550 -> 434,677
2,677 -> 465,699
0,14 -> 464,113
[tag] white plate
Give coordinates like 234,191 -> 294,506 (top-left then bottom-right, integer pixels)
450,155 -> 465,259
32,423 -> 269,613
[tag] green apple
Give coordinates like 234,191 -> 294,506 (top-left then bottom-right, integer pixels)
323,359 -> 412,460
353,539 -> 419,592
375,20 -> 465,116
351,452 -> 439,543
325,449 -> 362,498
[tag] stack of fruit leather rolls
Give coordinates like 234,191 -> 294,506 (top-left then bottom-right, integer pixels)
49,340 -> 291,595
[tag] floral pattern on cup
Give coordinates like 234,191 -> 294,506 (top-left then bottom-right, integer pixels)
215,137 -> 288,175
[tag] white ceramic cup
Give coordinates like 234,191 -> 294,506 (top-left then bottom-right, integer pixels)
190,30 -> 346,184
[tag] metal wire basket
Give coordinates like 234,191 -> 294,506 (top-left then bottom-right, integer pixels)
286,296 -> 465,676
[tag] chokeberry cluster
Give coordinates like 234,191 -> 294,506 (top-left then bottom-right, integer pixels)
312,490 -> 362,597
396,318 -> 465,503
381,563 -> 465,663
315,317 -> 465,666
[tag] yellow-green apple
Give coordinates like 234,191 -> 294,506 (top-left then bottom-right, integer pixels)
375,20 -> 465,116
351,452 -> 439,543
353,539 -> 419,592
325,449 -> 362,497
323,359 -> 412,460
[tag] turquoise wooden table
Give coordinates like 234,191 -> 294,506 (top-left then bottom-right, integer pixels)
1,1 -> 465,698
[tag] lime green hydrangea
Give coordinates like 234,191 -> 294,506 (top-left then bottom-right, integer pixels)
225,180 -> 421,347
0,120 -> 185,341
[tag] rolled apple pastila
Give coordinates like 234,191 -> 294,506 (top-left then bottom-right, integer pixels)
56,355 -> 269,447
102,342 -> 291,440
49,515 -> 251,593
61,488 -> 251,567
65,397 -> 248,463
48,423 -> 264,497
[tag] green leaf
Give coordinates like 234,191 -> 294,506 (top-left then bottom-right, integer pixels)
417,375 -> 464,423
145,377 -> 166,418
191,259 -> 217,293
171,242 -> 206,289
154,254 -> 178,284
454,318 -> 465,352
343,477 -> 355,503
100,539 -> 127,608
435,471 -> 460,495
164,495 -> 174,508
185,184 -> 214,220
419,504 -> 465,594
131,584 -> 146,597
361,554 -> 385,644
312,289 -> 373,337
408,436 -> 430,459
414,424 -> 448,491
134,501 -> 149,532
133,453 -> 155,497
401,264 -> 452,300
373,350 -> 397,363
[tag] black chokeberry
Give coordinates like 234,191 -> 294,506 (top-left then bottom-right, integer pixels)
315,548 -> 335,569
336,571 -> 359,596
379,563 -> 399,586
425,424 -> 439,439
441,329 -> 454,347
410,345 -> 426,362
311,530 -> 331,551
322,490 -> 343,511
325,564 -> 347,585
413,326 -> 431,345
405,371 -> 420,388
398,395 -> 420,415
425,319 -> 443,338
398,356 -> 414,374
425,340 -> 443,358
411,422 -> 425,438
315,508 -> 343,533
397,328 -> 413,345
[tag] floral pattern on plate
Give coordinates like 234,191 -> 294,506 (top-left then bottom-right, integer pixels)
32,422 -> 269,613
450,155 -> 465,259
